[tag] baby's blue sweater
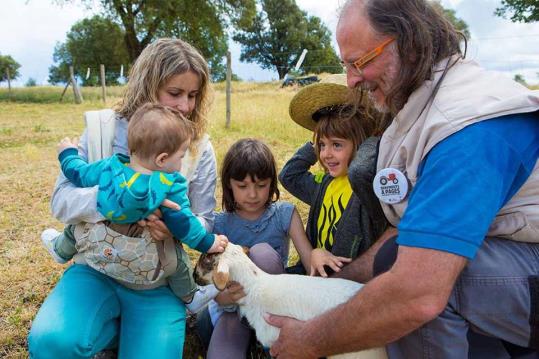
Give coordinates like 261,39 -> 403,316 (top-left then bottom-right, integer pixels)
59,148 -> 213,252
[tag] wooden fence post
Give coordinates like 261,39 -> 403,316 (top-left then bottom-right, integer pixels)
225,51 -> 232,128
69,66 -> 83,104
100,64 -> 106,104
6,68 -> 11,94
60,80 -> 70,102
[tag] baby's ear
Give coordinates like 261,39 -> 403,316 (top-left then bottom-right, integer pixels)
154,152 -> 169,168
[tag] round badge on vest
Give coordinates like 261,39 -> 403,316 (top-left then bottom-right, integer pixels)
373,168 -> 409,204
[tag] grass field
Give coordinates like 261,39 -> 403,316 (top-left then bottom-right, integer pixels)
0,81 -> 317,358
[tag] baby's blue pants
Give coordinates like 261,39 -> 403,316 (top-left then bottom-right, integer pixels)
28,264 -> 186,359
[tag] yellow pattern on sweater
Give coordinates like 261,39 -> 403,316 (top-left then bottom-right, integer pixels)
316,176 -> 352,250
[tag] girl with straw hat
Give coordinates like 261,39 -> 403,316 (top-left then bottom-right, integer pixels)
281,77 -> 388,276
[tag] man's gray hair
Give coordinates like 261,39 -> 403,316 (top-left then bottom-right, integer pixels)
341,0 -> 465,114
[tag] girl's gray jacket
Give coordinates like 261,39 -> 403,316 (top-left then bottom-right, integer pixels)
279,138 -> 388,273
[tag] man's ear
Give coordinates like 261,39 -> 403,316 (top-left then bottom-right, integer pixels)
154,152 -> 169,168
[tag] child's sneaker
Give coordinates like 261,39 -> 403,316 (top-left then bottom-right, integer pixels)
41,228 -> 67,264
185,284 -> 220,313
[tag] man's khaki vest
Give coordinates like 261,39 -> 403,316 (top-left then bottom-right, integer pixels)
377,56 -> 539,242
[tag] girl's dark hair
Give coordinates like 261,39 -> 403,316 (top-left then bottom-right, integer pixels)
312,101 -> 382,169
221,138 -> 280,212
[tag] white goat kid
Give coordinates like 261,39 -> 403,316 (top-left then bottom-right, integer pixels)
194,243 -> 387,359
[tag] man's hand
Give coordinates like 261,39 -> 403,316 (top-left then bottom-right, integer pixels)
208,234 -> 228,253
310,248 -> 352,277
265,314 -> 318,359
57,137 -> 79,154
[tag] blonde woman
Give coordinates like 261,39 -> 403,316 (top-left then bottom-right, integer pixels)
29,38 -> 217,358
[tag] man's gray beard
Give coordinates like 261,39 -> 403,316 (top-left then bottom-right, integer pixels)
366,90 -> 390,113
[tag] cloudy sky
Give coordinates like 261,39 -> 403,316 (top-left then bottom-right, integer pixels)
2,0 -> 539,86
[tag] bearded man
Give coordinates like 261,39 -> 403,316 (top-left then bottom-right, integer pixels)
267,0 -> 539,358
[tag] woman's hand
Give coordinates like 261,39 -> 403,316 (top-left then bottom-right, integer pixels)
309,248 -> 352,277
214,281 -> 246,305
137,198 -> 181,240
137,209 -> 172,241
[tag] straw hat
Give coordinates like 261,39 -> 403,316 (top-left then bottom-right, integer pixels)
289,74 -> 351,131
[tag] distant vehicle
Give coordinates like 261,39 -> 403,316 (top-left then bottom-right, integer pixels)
281,75 -> 319,88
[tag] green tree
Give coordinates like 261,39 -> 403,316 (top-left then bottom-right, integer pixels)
300,17 -> 343,75
432,1 -> 470,39
0,54 -> 21,83
48,15 -> 129,86
495,0 -> 539,22
514,73 -> 527,85
232,0 -> 341,79
55,0 -> 256,81
25,78 -> 37,87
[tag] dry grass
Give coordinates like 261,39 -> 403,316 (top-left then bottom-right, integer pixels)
0,81 -> 314,357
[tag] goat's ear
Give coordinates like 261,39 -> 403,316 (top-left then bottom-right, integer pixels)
213,261 -> 229,290
241,246 -> 249,255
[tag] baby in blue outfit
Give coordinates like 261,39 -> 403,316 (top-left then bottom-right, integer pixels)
43,103 -> 227,312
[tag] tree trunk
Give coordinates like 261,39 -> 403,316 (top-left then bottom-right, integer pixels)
113,0 -> 143,62
124,32 -> 142,63
225,51 -> 232,128
277,66 -> 288,80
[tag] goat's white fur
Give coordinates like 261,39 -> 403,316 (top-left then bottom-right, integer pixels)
195,243 -> 387,359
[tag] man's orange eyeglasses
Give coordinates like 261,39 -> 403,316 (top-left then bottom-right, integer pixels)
341,38 -> 395,75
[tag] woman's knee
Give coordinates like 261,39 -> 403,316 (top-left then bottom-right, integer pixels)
28,266 -> 120,359
28,320 -> 94,359
248,243 -> 284,274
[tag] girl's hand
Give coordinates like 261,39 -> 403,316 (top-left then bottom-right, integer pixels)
137,208 -> 173,241
57,137 -> 79,154
309,248 -> 352,277
208,234 -> 228,253
215,281 -> 246,305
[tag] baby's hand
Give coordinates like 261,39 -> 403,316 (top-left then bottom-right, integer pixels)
208,234 -> 228,253
309,248 -> 352,277
57,137 -> 79,154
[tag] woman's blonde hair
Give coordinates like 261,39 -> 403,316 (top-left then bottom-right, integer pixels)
116,38 -> 211,146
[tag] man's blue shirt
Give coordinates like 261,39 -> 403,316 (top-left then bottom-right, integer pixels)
396,111 -> 539,258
